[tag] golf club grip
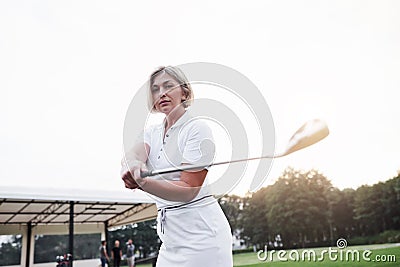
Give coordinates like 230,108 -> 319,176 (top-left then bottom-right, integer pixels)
140,170 -> 153,178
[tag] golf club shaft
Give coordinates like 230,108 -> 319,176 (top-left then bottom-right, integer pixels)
139,119 -> 329,178
140,153 -> 281,178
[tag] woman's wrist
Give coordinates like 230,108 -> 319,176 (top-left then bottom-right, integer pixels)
136,175 -> 148,189
129,163 -> 148,189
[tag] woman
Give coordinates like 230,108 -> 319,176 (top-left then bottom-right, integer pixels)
121,66 -> 233,267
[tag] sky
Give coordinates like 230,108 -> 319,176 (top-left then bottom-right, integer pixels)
1,0 -> 399,196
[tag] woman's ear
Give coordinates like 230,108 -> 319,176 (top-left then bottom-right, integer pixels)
181,87 -> 188,101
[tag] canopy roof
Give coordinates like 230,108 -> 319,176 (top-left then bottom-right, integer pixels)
0,186 -> 157,228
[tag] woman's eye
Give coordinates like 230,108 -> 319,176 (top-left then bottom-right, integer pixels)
166,84 -> 174,88
151,87 -> 159,92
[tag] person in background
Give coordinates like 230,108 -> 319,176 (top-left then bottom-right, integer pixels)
99,240 -> 109,267
111,240 -> 123,267
126,238 -> 135,267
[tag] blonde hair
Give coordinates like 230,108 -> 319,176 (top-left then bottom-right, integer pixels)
147,66 -> 194,113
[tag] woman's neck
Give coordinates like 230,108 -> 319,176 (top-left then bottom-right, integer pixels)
165,107 -> 186,130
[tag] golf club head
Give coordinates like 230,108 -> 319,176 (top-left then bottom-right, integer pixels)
281,119 -> 329,157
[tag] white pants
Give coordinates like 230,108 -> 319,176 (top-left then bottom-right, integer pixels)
126,256 -> 135,267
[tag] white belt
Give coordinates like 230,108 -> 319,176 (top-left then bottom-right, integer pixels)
157,195 -> 214,234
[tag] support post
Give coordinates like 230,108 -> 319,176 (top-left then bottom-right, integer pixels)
104,221 -> 109,255
69,201 -> 74,267
25,222 -> 32,267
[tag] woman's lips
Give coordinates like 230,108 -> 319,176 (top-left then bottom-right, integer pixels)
159,100 -> 170,106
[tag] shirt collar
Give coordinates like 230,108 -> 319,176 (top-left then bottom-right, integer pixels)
157,109 -> 192,130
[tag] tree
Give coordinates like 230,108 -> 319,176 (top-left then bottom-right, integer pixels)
265,168 -> 332,248
108,220 -> 159,259
327,188 -> 356,242
354,173 -> 400,237
241,187 -> 270,248
225,168 -> 400,249
218,194 -> 247,234
383,174 -> 400,230
0,235 -> 21,266
34,234 -> 100,263
131,220 -> 159,258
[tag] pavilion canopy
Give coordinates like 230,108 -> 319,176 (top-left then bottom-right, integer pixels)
0,186 -> 157,228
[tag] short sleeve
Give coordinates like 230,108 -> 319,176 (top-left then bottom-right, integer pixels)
143,127 -> 152,146
181,120 -> 215,169
135,126 -> 153,147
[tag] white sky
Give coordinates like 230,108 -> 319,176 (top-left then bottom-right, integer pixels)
1,0 -> 399,196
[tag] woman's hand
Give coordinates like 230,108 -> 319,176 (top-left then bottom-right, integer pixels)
121,159 -> 148,189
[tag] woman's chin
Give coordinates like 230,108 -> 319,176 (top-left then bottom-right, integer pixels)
158,105 -> 181,115
159,106 -> 170,113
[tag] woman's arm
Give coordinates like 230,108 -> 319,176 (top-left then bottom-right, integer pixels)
139,168 -> 207,202
124,141 -> 149,164
123,161 -> 207,202
121,142 -> 150,189
123,121 -> 213,202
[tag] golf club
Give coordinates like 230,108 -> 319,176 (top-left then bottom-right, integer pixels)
139,118 -> 329,178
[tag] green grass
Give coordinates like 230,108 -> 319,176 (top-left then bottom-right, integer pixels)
122,243 -> 399,267
233,243 -> 400,266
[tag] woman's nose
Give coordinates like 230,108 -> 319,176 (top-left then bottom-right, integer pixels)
158,87 -> 167,98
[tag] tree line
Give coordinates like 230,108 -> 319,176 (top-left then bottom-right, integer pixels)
219,167 -> 400,249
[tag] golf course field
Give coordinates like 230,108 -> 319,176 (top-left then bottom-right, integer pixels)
232,243 -> 400,267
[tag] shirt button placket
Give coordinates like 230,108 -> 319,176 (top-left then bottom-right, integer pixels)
161,127 -> 172,159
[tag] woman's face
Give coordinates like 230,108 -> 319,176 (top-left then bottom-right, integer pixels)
151,72 -> 186,115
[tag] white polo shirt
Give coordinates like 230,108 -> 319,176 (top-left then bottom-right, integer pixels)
142,110 -> 215,208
